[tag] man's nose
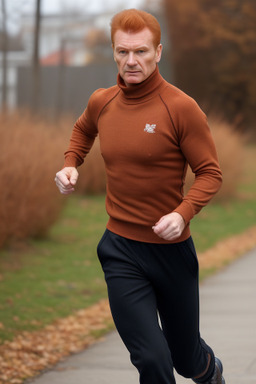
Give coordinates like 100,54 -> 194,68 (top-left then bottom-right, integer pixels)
127,52 -> 137,66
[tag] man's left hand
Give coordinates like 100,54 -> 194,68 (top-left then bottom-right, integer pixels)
153,212 -> 185,241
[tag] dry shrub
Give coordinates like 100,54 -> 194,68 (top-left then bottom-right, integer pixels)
0,110 -> 72,248
185,117 -> 245,201
76,138 -> 106,194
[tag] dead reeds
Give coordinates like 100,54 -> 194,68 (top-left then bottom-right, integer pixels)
184,117 -> 245,201
0,110 -> 71,247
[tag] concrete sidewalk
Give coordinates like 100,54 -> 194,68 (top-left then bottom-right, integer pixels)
26,247 -> 256,384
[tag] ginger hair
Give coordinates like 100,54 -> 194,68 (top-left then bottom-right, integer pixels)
111,9 -> 161,48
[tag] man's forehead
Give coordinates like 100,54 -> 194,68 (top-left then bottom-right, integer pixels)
113,28 -> 154,47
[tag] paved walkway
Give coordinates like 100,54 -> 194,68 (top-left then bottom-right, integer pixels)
27,247 -> 256,384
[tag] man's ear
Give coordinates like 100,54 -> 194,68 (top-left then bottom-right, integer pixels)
112,43 -> 117,62
156,44 -> 163,63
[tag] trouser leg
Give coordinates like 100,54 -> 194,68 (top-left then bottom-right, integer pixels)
97,230 -> 216,382
97,230 -> 175,384
148,237 -> 215,379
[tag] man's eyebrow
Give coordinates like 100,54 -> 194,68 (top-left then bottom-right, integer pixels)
115,44 -> 149,50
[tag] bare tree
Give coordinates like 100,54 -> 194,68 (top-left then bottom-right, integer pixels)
1,0 -> 8,113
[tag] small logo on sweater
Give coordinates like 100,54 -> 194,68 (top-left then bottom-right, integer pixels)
144,123 -> 156,134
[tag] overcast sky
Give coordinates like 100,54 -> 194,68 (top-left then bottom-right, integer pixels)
39,0 -> 146,14
6,0 -> 146,15
2,0 -> 147,34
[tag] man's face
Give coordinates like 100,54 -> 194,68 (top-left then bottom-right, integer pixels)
113,28 -> 162,87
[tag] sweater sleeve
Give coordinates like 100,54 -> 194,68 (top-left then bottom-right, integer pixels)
63,91 -> 101,168
172,97 -> 222,224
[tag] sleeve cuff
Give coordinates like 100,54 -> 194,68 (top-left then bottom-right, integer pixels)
174,200 -> 195,225
63,156 -> 80,168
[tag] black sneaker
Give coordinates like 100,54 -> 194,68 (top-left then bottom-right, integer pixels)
193,357 -> 225,384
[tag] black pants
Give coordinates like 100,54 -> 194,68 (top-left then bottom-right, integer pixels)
97,229 -> 215,384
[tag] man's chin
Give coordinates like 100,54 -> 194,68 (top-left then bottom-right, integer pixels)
124,75 -> 144,86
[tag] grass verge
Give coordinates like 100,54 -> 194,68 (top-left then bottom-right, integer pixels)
0,196 -> 108,343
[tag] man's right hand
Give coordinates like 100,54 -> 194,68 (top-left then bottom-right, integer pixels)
55,167 -> 79,195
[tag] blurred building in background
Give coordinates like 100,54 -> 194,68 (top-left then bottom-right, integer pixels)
0,33 -> 29,109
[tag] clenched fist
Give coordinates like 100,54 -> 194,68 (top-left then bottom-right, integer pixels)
55,167 -> 79,195
153,212 -> 185,241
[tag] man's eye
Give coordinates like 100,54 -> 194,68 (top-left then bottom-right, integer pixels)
137,50 -> 145,54
118,50 -> 126,55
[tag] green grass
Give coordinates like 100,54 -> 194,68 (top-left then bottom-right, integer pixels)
0,174 -> 255,343
191,197 -> 256,252
0,195 -> 108,342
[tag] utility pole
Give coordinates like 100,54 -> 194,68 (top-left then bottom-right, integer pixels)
1,0 -> 8,113
32,0 -> 41,111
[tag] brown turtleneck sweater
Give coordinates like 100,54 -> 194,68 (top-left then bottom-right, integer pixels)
64,67 -> 222,243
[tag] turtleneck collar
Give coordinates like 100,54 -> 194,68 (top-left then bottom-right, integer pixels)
117,66 -> 165,103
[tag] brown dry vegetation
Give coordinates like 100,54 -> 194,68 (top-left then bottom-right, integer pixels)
0,111 -> 71,247
185,117 -> 245,200
76,138 -> 106,194
0,110 -> 107,248
210,118 -> 245,199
